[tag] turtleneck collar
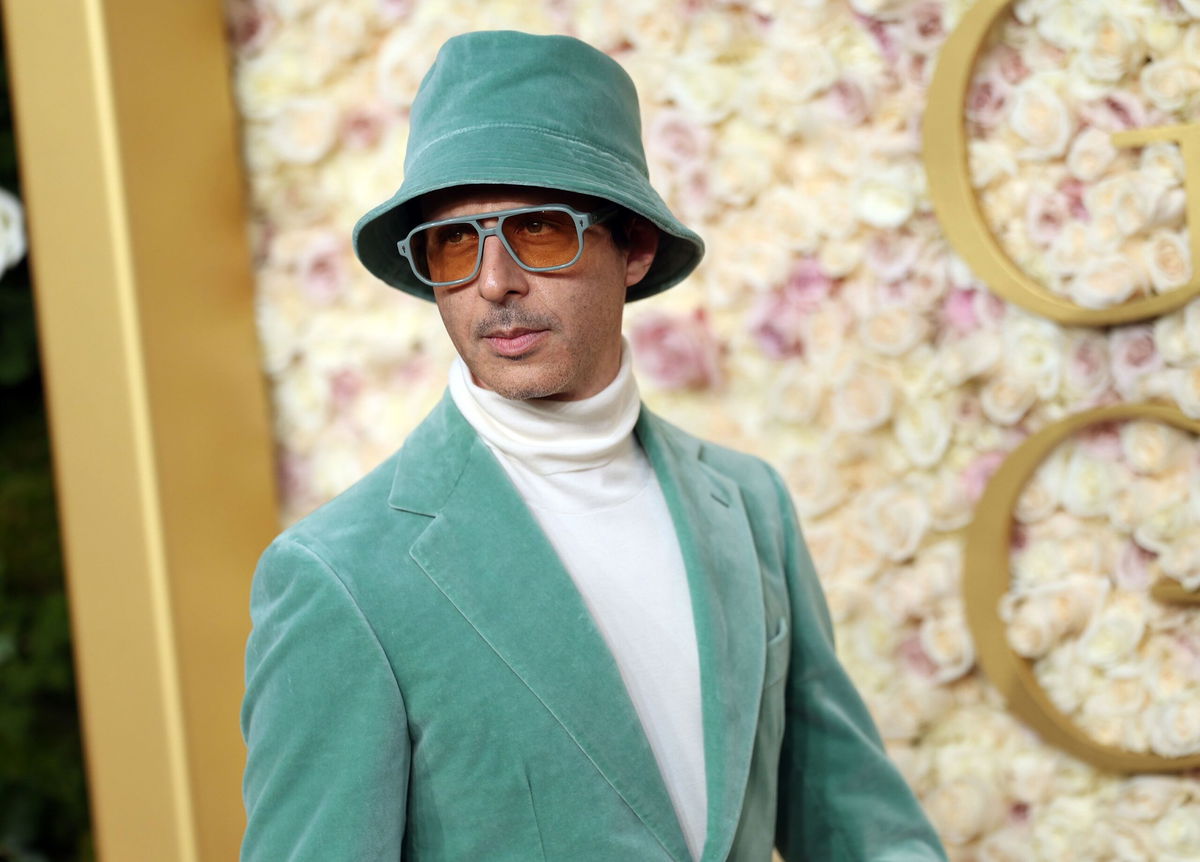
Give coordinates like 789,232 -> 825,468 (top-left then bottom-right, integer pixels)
448,338 -> 642,478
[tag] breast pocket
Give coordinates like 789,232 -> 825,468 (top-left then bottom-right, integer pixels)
763,616 -> 790,688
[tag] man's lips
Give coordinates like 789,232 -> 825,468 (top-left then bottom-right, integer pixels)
483,328 -> 548,357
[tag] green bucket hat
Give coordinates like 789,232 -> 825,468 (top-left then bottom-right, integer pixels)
352,30 -> 704,303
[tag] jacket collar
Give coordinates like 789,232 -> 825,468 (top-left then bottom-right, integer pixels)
389,394 -> 765,862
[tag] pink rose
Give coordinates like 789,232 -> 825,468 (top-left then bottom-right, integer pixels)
747,259 -> 835,359
341,103 -> 394,150
1115,540 -> 1156,590
854,13 -> 901,64
1078,93 -> 1150,132
645,109 -> 712,174
226,0 -> 276,55
295,230 -> 350,304
1025,187 -> 1073,247
966,66 -> 1010,129
901,1 -> 945,54
994,44 -> 1029,84
866,231 -> 922,282
896,631 -> 939,679
823,79 -> 872,127
329,367 -> 365,411
376,0 -> 414,23
1063,332 -> 1113,404
631,309 -> 723,390
1057,177 -> 1089,220
1076,419 -> 1123,459
962,450 -> 1008,504
940,288 -> 982,335
1110,325 -> 1163,399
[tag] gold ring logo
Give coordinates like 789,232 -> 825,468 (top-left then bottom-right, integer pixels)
964,403 -> 1200,773
923,0 -> 1200,327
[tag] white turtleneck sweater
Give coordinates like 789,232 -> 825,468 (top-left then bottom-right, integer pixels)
448,346 -> 707,860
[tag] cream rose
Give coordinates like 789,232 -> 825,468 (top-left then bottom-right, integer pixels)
786,452 -> 848,518
1140,58 -> 1200,113
969,139 -> 1018,188
1133,500 -> 1189,554
1003,315 -> 1063,397
831,367 -> 895,432
1115,776 -> 1193,821
1119,420 -> 1186,475
1171,365 -> 1200,418
1002,576 -> 1103,657
1009,77 -> 1072,159
919,610 -> 975,682
1014,455 -> 1064,523
1048,221 -> 1091,276
1141,142 -> 1185,186
852,167 -> 917,229
858,307 -> 927,356
1061,448 -> 1118,518
1066,126 -> 1118,181
1146,699 -> 1200,758
979,373 -> 1037,426
1079,605 -> 1146,668
266,96 -> 339,164
1157,526 -> 1200,590
1078,15 -> 1140,83
1071,254 -> 1146,310
862,484 -> 931,562
925,777 -> 1004,845
1145,230 -> 1192,293
893,399 -> 952,468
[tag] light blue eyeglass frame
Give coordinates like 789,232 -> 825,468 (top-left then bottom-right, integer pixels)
396,203 -> 622,288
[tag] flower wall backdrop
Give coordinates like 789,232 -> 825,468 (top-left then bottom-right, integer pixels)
228,0 -> 1200,858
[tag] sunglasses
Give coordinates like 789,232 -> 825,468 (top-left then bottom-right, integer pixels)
397,203 -> 622,288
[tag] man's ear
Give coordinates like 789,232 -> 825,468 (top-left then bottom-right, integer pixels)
623,217 -> 660,288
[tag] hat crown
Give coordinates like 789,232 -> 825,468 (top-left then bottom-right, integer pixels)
406,31 -> 648,179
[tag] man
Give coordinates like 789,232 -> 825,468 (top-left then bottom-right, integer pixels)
241,30 -> 947,862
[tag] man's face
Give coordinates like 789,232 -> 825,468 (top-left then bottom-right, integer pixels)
422,185 -> 657,402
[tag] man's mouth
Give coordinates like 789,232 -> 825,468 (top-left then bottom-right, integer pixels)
483,328 -> 548,357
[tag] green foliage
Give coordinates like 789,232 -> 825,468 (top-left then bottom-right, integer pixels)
0,15 -> 94,862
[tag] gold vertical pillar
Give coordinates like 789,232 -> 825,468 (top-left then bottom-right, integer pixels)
3,2 -> 277,859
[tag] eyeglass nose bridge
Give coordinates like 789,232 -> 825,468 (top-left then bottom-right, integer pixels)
397,204 -> 618,288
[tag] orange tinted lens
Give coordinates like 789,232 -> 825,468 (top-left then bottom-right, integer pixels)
417,222 -> 480,283
501,210 -> 579,269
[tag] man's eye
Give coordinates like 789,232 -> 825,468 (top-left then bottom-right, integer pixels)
435,226 -> 472,245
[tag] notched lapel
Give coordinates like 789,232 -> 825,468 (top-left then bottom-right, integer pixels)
638,411 -> 767,862
400,403 -> 691,862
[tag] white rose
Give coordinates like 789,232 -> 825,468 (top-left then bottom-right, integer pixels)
1133,500 -> 1189,553
1033,797 -> 1107,861
235,48 -> 307,119
1142,142 -> 1186,186
1155,805 -> 1200,857
757,40 -> 838,102
833,520 -> 886,582
918,610 -> 975,682
893,399 -> 951,468
1085,174 -> 1149,239
266,96 -> 339,164
709,119 -> 782,207
1015,455 -> 1064,524
869,677 -> 953,740
785,452 -> 847,518
1002,576 -> 1103,657
1048,221 -> 1091,276
928,467 -> 974,530
925,777 -> 1004,845
1147,699 -> 1200,757
978,828 -> 1035,862
1145,230 -> 1192,292
1078,15 -> 1140,82
1079,605 -> 1146,668
1004,315 -> 1063,397
1082,676 -> 1148,720
305,5 -> 367,86
979,373 -> 1037,425
831,367 -> 895,432
1116,775 -> 1193,821
1171,366 -> 1200,418
1066,126 -> 1118,181
1120,420 -> 1186,475
852,167 -> 917,229
664,60 -> 744,123
1061,448 -> 1118,518
817,237 -> 864,277
1009,77 -> 1072,159
768,364 -> 825,425
1153,311 -> 1196,364
1157,526 -> 1200,590
969,138 -> 1018,188
0,188 -> 26,275
1140,58 -> 1200,113
1070,255 -> 1146,309
862,484 -> 931,562
858,307 -> 927,356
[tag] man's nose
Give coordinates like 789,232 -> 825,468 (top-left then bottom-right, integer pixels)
475,235 -> 529,302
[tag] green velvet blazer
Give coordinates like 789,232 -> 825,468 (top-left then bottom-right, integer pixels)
241,395 -> 947,862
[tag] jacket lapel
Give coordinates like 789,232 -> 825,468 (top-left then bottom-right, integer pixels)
637,410 -> 767,862
389,396 -> 691,862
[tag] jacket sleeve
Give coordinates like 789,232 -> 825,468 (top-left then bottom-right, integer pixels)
241,537 -> 410,862
768,469 -> 947,862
